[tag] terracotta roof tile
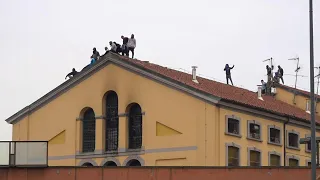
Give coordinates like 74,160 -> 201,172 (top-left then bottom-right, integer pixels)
119,55 -> 320,123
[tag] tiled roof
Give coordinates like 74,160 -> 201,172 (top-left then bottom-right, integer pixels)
118,55 -> 320,123
277,84 -> 320,99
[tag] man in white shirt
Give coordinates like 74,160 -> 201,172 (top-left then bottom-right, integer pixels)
127,34 -> 136,58
109,41 -> 117,53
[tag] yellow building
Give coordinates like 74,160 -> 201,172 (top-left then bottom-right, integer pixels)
5,53 -> 320,167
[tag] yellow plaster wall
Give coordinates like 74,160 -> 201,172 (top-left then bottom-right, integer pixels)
219,108 -> 284,166
12,63 -> 214,166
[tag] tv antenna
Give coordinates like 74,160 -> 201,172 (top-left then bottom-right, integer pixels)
263,57 -> 274,72
288,57 -> 300,104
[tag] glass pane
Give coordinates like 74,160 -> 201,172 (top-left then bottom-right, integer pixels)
270,154 -> 280,166
228,146 -> 239,166
250,150 -> 260,166
0,142 -> 9,166
289,159 -> 298,167
15,142 -> 47,166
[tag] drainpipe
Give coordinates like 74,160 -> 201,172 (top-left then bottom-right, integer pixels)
283,118 -> 289,166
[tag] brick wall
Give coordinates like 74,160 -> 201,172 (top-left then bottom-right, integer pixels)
0,167 -> 318,180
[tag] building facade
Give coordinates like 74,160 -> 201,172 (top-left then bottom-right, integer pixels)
5,53 -> 320,166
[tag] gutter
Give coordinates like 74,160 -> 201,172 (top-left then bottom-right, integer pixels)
283,117 -> 289,166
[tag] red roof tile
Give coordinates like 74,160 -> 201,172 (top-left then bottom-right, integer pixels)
119,55 -> 320,123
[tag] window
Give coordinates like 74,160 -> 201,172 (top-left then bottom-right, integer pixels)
227,117 -> 240,135
248,148 -> 261,166
128,103 -> 143,149
268,126 -> 281,145
305,135 -> 311,152
269,152 -> 281,166
82,108 -> 96,153
287,131 -> 299,149
247,121 -> 261,140
306,99 -> 311,112
105,91 -> 119,152
307,161 -> 311,167
226,144 -> 240,166
288,157 -> 299,167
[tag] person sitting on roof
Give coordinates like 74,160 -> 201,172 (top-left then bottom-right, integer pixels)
65,68 -> 78,80
224,64 -> 234,85
109,41 -> 117,53
102,47 -> 109,56
91,47 -> 100,61
261,80 -> 267,94
273,72 -> 280,83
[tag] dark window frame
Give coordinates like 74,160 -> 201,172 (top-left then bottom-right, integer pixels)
105,91 -> 119,152
128,103 -> 143,150
82,108 -> 96,153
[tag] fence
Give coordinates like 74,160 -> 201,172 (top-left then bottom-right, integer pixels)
0,141 -> 48,167
0,167 -> 319,180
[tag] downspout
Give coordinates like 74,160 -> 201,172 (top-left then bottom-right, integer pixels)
283,117 -> 289,166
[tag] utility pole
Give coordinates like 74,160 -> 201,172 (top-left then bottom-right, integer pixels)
314,66 -> 320,110
288,57 -> 301,104
308,0 -> 316,179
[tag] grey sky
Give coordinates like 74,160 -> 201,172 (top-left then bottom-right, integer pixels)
0,0 -> 319,141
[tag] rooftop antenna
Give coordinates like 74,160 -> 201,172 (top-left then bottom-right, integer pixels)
263,57 -> 274,72
288,57 -> 300,104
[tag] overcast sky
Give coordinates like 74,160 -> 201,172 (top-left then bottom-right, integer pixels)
0,0 -> 319,141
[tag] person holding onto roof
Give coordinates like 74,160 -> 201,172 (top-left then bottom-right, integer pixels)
65,68 -> 78,80
261,79 -> 267,94
224,64 -> 234,85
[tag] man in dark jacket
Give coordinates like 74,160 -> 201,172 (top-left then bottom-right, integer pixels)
121,35 -> 129,56
266,65 -> 273,83
65,68 -> 78,80
277,65 -> 284,84
224,64 -> 234,85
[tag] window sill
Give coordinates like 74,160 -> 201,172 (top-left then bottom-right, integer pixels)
306,150 -> 311,153
247,137 -> 263,142
225,132 -> 242,138
287,146 -> 300,151
268,141 -> 282,147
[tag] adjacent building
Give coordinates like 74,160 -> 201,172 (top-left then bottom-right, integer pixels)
5,53 -> 320,166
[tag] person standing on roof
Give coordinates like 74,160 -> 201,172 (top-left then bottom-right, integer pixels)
261,80 -> 267,94
277,65 -> 284,84
266,65 -> 273,82
224,64 -> 234,85
91,47 -> 100,62
121,35 -> 129,56
127,34 -> 136,58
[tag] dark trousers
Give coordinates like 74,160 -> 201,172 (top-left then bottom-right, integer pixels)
279,75 -> 284,84
226,75 -> 233,85
122,44 -> 129,56
128,47 -> 135,58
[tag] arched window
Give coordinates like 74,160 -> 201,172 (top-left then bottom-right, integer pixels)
126,159 -> 141,166
103,161 -> 117,166
105,91 -> 119,151
82,162 -> 94,167
82,108 -> 96,153
128,103 -> 142,149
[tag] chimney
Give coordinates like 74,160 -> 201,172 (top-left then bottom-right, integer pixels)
258,86 -> 264,101
192,66 -> 199,83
